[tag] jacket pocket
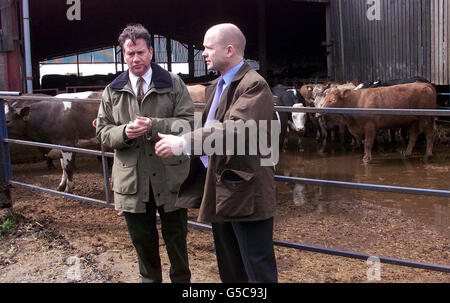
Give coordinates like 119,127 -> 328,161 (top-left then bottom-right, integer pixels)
162,155 -> 190,193
112,151 -> 138,194
215,169 -> 255,218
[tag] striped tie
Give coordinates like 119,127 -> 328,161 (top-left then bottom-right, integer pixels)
137,77 -> 144,103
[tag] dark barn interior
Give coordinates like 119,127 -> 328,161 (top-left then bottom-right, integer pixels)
27,0 -> 328,89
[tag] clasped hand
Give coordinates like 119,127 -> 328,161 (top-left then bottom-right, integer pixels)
155,133 -> 184,158
125,116 -> 152,139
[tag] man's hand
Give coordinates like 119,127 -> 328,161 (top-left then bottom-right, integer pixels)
155,133 -> 185,158
125,116 -> 152,139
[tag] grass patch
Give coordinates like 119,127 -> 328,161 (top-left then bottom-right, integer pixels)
1,210 -> 16,232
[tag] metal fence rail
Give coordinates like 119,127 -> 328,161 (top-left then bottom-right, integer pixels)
8,178 -> 449,273
275,176 -> 450,198
1,94 -> 450,275
5,138 -> 449,198
4,138 -> 115,158
3,95 -> 450,116
9,180 -> 110,206
274,106 -> 450,116
187,220 -> 450,273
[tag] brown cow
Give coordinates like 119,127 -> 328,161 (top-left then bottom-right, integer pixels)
322,82 -> 437,163
299,83 -> 317,106
186,84 -> 206,112
304,83 -> 356,153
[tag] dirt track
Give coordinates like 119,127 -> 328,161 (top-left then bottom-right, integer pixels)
0,154 -> 449,283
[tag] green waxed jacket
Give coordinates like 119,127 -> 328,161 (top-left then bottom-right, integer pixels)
96,63 -> 195,213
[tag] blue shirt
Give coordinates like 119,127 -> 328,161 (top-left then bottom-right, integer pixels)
220,60 -> 244,93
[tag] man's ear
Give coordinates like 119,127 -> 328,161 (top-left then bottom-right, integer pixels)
225,45 -> 234,57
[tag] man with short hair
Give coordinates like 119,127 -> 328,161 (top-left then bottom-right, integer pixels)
155,23 -> 278,283
96,24 -> 194,283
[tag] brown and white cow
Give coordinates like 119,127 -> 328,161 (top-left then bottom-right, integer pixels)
6,91 -> 103,192
307,83 -> 356,153
322,82 -> 437,163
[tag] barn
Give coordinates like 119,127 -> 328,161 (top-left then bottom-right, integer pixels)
1,0 -> 448,95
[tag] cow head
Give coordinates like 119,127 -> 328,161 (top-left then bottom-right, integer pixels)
291,103 -> 307,132
321,88 -> 345,107
5,103 -> 31,138
299,84 -> 316,105
313,89 -> 330,118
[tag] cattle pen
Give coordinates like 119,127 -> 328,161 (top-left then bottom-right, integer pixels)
1,93 -> 449,279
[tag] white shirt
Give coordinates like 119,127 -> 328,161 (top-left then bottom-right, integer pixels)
129,67 -> 152,97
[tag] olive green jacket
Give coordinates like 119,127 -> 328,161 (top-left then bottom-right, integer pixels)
96,63 -> 194,213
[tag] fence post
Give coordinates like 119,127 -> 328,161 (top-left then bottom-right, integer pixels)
0,98 -> 12,208
101,143 -> 111,204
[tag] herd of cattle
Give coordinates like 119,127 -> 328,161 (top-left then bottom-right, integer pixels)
3,76 -> 437,193
276,76 -> 437,164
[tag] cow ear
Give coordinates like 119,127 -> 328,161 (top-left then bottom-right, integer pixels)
342,89 -> 352,98
19,107 -> 31,121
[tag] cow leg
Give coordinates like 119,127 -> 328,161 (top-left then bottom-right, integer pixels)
57,163 -> 67,192
338,124 -> 346,151
391,128 -> 399,151
314,114 -> 322,140
57,152 -> 75,193
283,127 -> 289,151
423,119 -> 435,161
318,117 -> 328,153
297,134 -> 303,152
400,128 -> 409,149
403,123 -> 419,159
319,132 -> 327,153
46,158 -> 56,170
382,130 -> 390,152
363,124 -> 376,164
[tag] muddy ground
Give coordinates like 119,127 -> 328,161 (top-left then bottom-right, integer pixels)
0,152 -> 449,283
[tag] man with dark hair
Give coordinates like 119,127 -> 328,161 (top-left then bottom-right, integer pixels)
118,24 -> 153,50
96,24 -> 194,283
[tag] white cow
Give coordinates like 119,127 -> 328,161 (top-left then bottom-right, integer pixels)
289,103 -> 307,150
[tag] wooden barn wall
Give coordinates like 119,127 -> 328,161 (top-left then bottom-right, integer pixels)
330,0 -> 449,85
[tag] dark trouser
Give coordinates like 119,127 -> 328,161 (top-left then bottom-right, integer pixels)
212,217 -> 278,283
123,200 -> 191,283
